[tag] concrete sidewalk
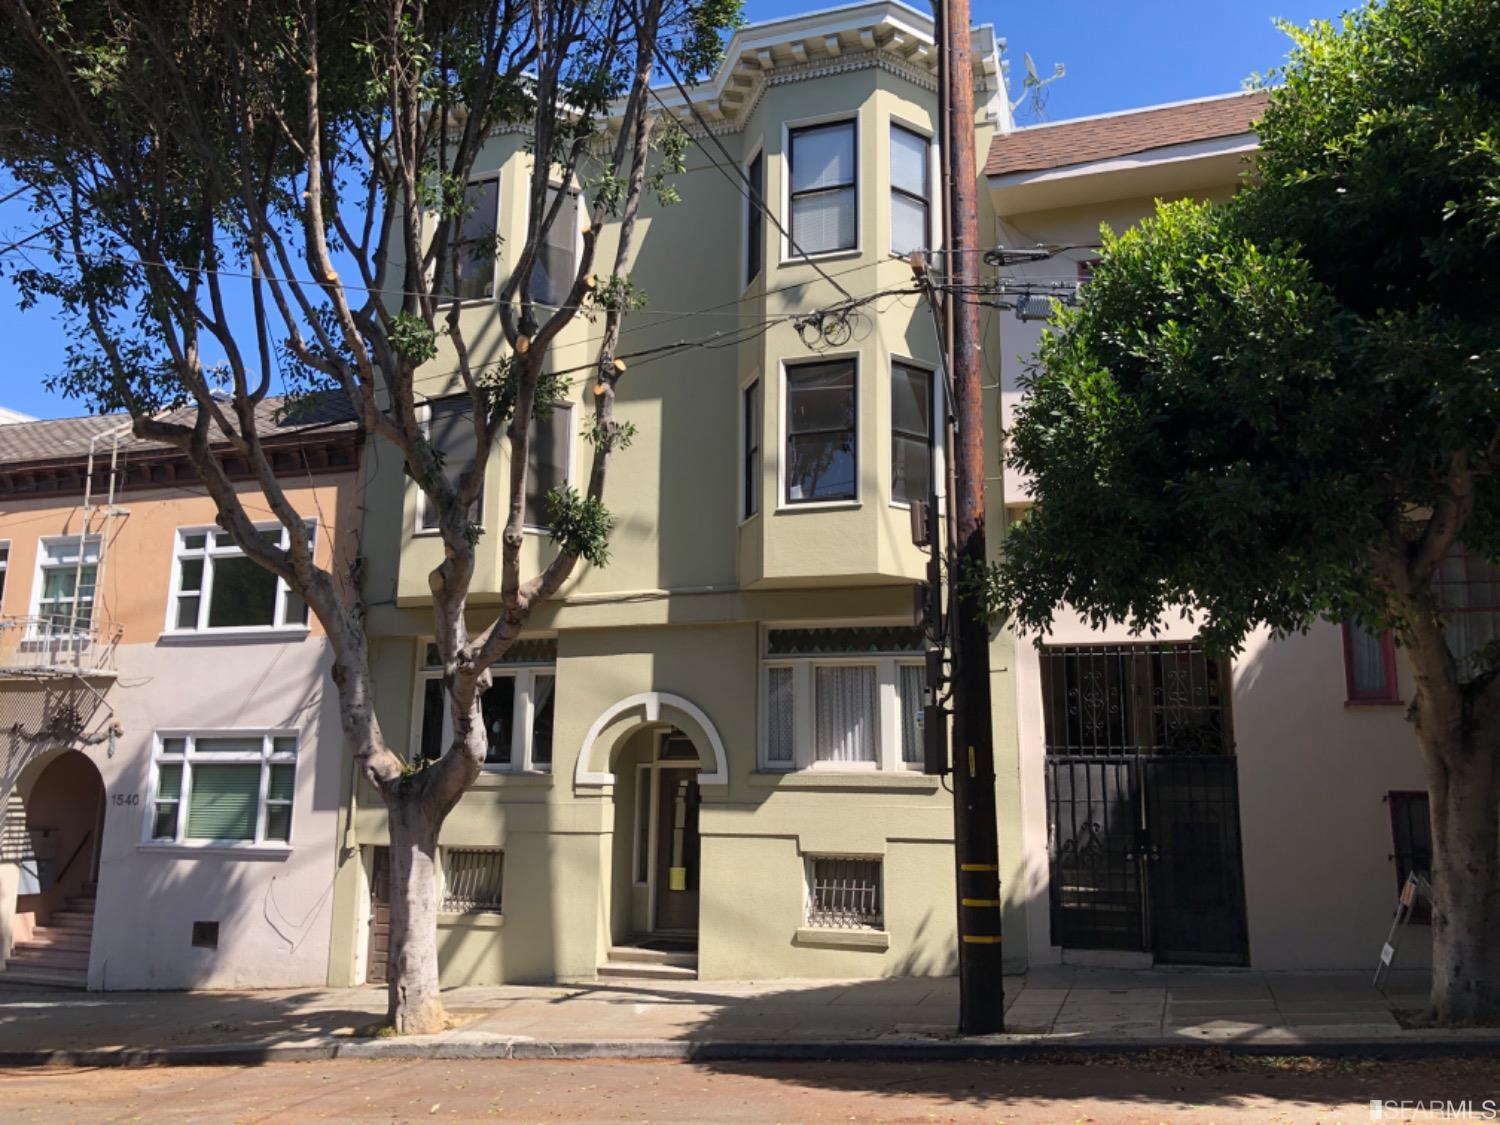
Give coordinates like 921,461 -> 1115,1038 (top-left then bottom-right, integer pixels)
0,967 -> 1492,1066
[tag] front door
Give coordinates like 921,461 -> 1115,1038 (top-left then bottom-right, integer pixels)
653,769 -> 700,933
367,848 -> 392,984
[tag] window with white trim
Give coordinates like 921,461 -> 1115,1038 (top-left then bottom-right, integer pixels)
148,732 -> 297,846
745,149 -> 765,286
439,848 -> 504,914
417,640 -> 556,771
440,176 -> 500,301
742,379 -> 760,519
0,541 -> 9,607
1433,544 -> 1500,678
889,123 -> 930,257
788,120 -> 856,255
523,403 -> 574,530
891,361 -> 933,506
33,536 -> 99,635
529,186 -> 583,309
416,396 -> 484,534
785,359 -> 857,504
806,855 -> 883,930
169,524 -> 313,633
761,627 -> 926,771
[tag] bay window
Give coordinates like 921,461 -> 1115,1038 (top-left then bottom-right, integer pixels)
891,361 -> 933,506
147,732 -> 298,846
529,187 -> 582,309
784,359 -> 857,504
742,379 -> 760,519
169,523 -> 313,633
745,150 -> 764,286
761,627 -> 926,771
889,123 -> 930,257
441,176 -> 500,301
416,396 -> 483,534
523,404 -> 574,529
788,120 -> 856,255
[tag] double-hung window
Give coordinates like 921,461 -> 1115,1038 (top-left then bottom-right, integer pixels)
784,359 -> 857,505
742,380 -> 761,519
0,540 -> 9,607
891,361 -> 933,506
33,536 -> 99,636
745,150 -> 765,286
416,396 -> 484,534
523,403 -> 574,530
788,120 -> 856,256
889,124 -> 930,257
1342,622 -> 1398,703
441,176 -> 500,301
148,732 -> 297,846
529,187 -> 582,309
169,524 -> 313,633
416,639 -> 556,771
761,627 -> 926,771
1433,545 -> 1500,679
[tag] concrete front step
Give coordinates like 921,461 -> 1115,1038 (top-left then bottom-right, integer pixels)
8,948 -> 89,971
45,912 -> 95,932
606,945 -> 698,969
17,929 -> 90,952
597,960 -> 698,981
0,963 -> 87,989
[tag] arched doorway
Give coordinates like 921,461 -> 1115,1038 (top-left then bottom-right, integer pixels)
5,750 -> 104,988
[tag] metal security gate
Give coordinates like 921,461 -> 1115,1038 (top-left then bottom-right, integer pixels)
1042,643 -> 1249,965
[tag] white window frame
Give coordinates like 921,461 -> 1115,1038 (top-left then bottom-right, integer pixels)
758,625 -> 925,773
163,522 -> 316,636
889,354 -> 945,512
522,401 -> 578,534
441,170 -> 502,305
887,117 -> 935,259
413,643 -> 556,773
29,534 -> 101,638
778,352 -> 861,512
781,110 -> 862,265
0,539 -> 10,610
142,730 -> 298,849
528,180 -> 585,310
741,141 -> 765,292
414,397 -> 487,537
738,374 -> 761,525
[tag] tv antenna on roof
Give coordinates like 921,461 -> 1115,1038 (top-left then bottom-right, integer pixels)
1009,50 -> 1066,118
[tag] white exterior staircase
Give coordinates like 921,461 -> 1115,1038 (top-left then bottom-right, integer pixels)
1,886 -> 93,989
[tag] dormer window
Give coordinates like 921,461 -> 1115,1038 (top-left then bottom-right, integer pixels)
788,120 -> 857,255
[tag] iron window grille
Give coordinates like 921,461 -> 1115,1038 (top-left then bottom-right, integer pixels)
1387,791 -> 1432,923
440,848 -> 504,915
1039,642 -> 1231,757
806,856 -> 882,930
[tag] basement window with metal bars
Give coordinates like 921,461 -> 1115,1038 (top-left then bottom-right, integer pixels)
440,848 -> 504,915
805,856 -> 883,930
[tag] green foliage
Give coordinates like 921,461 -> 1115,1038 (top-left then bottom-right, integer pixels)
591,274 -> 648,314
1002,0 -> 1500,658
390,312 -> 438,365
474,355 -> 572,428
583,415 -> 638,454
648,118 -> 690,207
545,486 -> 613,566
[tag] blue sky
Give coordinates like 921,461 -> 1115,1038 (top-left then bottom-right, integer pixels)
0,0 -> 1351,421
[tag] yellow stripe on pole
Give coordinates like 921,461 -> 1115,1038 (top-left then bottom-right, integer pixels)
962,935 -> 1003,944
960,863 -> 999,872
962,898 -> 1001,907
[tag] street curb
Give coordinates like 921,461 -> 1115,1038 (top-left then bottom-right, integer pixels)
7,1035 -> 1500,1068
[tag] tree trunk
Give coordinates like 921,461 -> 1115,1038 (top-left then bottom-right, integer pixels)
384,796 -> 446,1034
1421,729 -> 1500,1024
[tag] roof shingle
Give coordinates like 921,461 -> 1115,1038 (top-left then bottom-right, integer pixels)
984,91 -> 1269,178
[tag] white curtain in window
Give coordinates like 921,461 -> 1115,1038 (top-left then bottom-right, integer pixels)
767,666 -> 794,763
814,665 -> 876,762
898,664 -> 925,763
1347,625 -> 1389,696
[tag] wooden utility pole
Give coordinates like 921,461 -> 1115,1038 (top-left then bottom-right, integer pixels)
937,0 -> 1005,1035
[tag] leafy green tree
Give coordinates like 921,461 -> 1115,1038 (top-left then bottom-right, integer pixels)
0,0 -> 739,1032
1002,0 -> 1500,1024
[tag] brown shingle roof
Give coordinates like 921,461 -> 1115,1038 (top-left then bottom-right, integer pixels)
0,393 -> 359,468
984,91 -> 1269,178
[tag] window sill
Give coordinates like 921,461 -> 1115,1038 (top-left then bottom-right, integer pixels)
775,500 -> 861,514
1345,698 -> 1405,708
472,770 -> 554,789
749,771 -> 938,792
157,627 -> 311,646
777,247 -> 862,269
438,911 -> 505,930
138,842 -> 292,859
794,927 -> 889,951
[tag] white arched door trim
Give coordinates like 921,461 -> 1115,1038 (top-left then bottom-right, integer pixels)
574,691 -> 728,787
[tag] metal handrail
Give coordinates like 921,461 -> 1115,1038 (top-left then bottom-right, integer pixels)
0,614 -> 122,674
54,829 -> 93,888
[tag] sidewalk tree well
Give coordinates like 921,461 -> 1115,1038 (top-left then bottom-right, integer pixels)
0,0 -> 740,1033
1000,0 -> 1500,1024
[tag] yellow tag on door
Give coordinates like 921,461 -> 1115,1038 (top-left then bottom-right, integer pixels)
669,867 -> 687,891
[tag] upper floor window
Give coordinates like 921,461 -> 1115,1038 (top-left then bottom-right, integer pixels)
1343,623 -> 1398,704
788,120 -> 856,255
416,396 -> 483,534
785,359 -> 856,505
889,124 -> 930,257
529,187 -> 583,309
0,541 -> 9,607
891,361 -> 933,506
745,150 -> 765,287
147,732 -> 297,847
441,176 -> 500,301
524,403 -> 575,530
742,379 -> 760,519
1433,545 -> 1500,678
761,626 -> 926,771
417,639 -> 556,771
170,523 -> 314,633
33,536 -> 99,636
